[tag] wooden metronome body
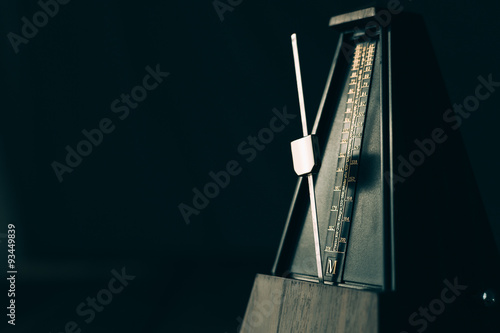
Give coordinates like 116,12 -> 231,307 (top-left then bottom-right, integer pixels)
242,8 -> 499,332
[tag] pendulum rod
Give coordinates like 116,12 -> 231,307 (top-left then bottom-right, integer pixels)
291,33 -> 323,283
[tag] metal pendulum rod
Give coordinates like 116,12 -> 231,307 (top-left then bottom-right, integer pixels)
307,173 -> 323,282
291,33 -> 323,283
291,33 -> 309,138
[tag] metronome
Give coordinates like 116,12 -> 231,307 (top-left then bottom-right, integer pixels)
241,7 -> 500,333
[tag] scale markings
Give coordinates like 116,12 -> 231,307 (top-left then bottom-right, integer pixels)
323,38 -> 378,283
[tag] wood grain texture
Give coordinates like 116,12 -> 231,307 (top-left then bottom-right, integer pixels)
241,274 -> 378,333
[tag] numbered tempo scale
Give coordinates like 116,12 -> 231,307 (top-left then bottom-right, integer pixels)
241,8 -> 500,333
324,40 -> 377,284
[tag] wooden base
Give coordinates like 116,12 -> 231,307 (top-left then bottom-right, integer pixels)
241,274 -> 379,333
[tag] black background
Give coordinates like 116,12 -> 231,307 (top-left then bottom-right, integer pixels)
1,0 -> 499,332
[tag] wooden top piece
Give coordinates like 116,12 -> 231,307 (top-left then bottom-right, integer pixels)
329,7 -> 377,27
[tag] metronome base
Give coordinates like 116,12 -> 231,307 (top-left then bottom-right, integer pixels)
241,274 -> 379,333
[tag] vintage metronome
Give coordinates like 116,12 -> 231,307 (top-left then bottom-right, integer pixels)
241,8 -> 500,333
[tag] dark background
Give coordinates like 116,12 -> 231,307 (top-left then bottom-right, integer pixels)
1,0 -> 499,332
